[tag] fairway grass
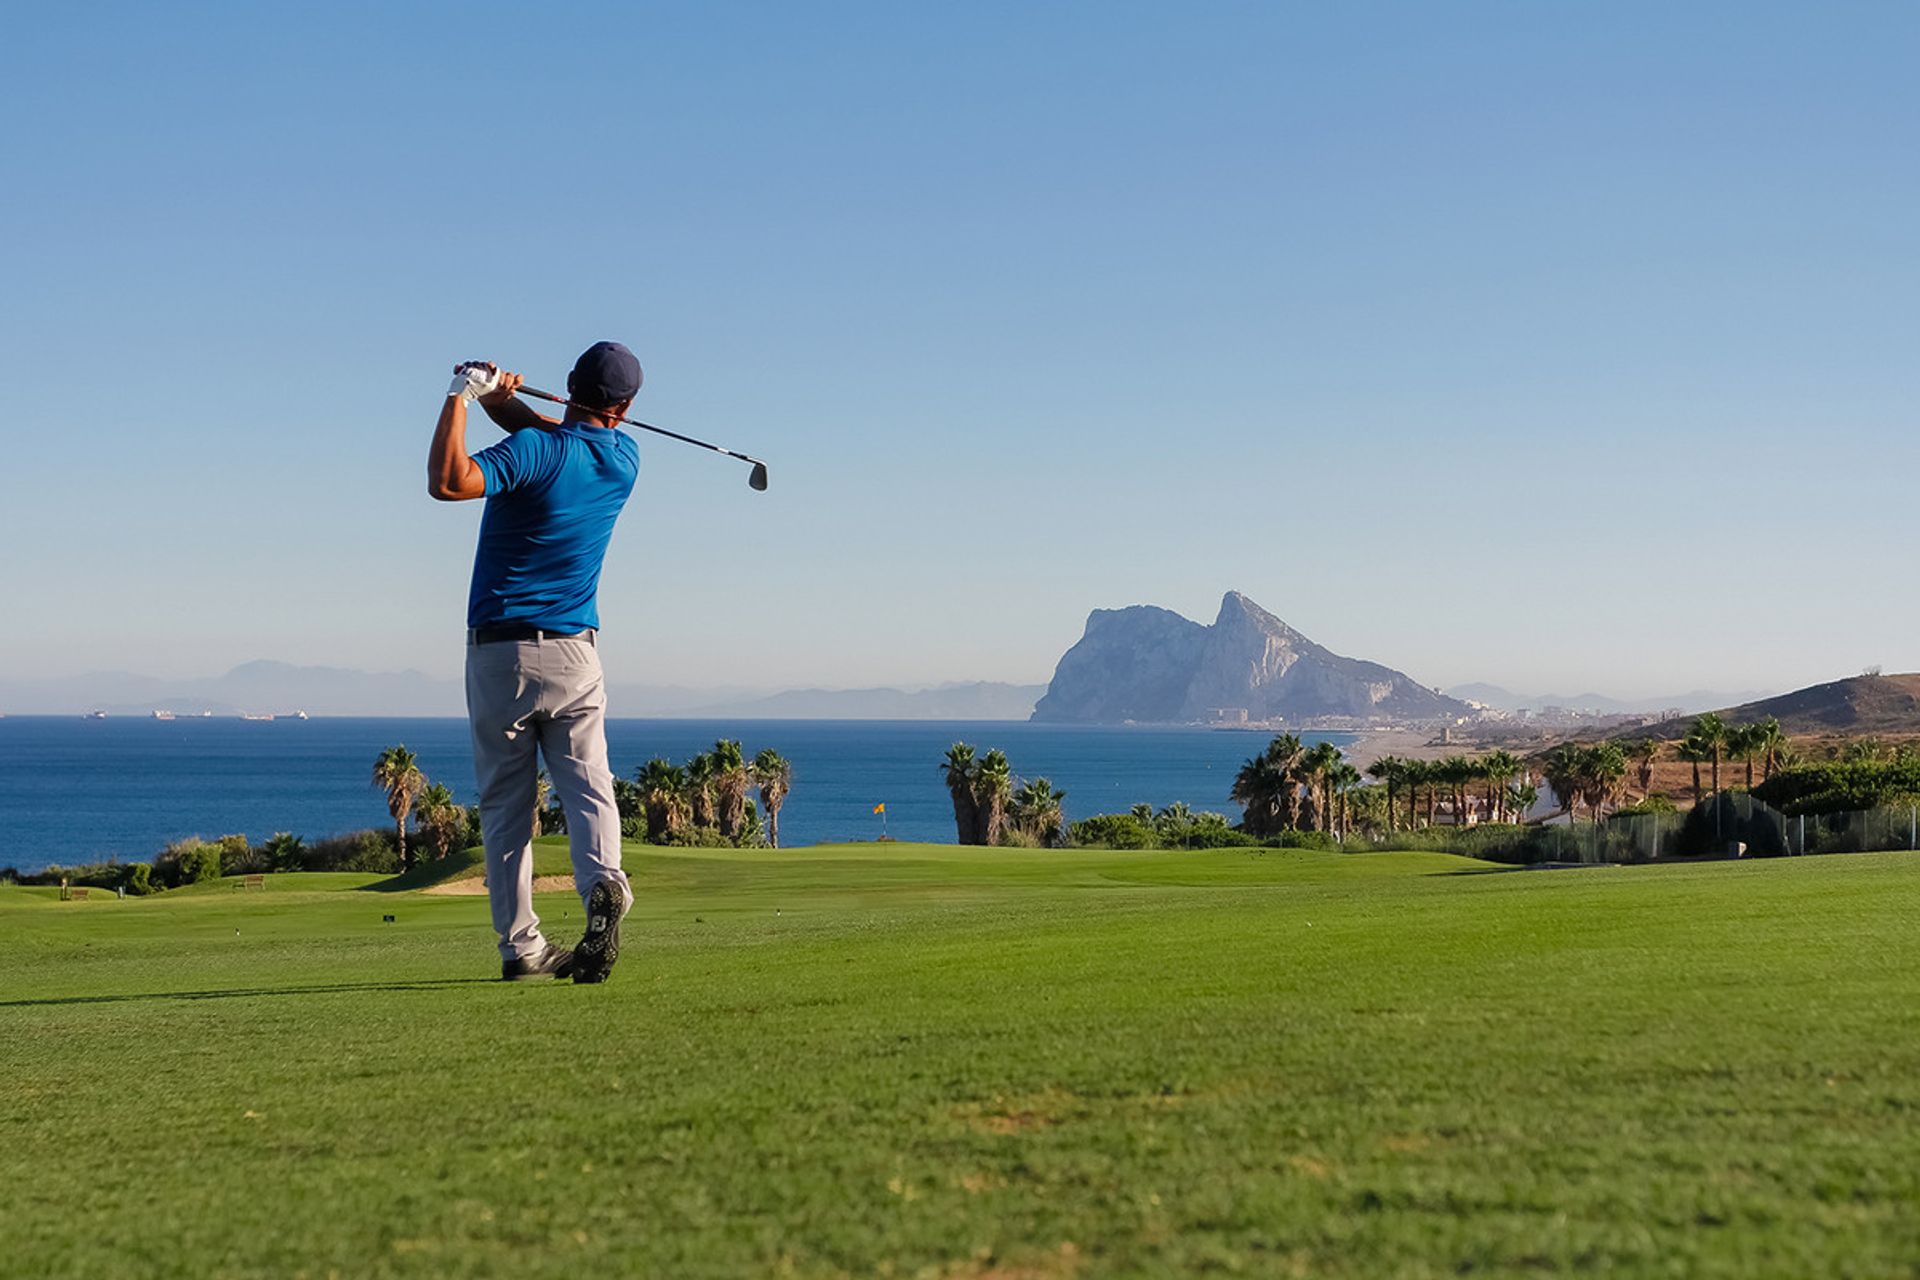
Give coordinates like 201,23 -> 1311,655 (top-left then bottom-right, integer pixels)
4,843 -> 1917,1277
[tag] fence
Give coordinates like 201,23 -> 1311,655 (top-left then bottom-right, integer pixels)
1377,793 -> 1920,865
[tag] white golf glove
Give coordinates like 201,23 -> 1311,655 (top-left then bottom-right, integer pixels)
448,363 -> 501,400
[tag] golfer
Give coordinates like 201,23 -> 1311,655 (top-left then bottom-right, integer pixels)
428,342 -> 641,982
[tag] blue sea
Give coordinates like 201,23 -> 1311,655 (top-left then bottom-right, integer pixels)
0,717 -> 1353,872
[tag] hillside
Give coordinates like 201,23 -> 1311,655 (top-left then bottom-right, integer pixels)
1641,673 -> 1920,738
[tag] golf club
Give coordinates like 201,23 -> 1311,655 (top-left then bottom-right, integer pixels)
515,385 -> 770,491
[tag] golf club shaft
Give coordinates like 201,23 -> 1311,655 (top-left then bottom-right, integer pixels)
514,386 -> 765,469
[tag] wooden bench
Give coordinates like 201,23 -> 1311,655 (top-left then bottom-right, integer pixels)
241,874 -> 266,891
66,886 -> 90,901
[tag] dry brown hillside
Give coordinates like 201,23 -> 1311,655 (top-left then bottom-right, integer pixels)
1641,674 -> 1920,738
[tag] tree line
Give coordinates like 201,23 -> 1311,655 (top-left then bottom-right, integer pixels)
940,744 -> 1067,846
617,743 -> 792,847
1233,737 -> 1539,836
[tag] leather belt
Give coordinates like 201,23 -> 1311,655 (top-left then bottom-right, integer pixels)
468,625 -> 595,646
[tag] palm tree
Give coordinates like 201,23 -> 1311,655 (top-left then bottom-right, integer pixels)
1691,713 -> 1729,797
1328,762 -> 1363,839
636,758 -> 688,842
260,831 -> 307,872
686,752 -> 719,829
710,739 -> 750,841
1625,739 -> 1660,795
1751,717 -> 1788,782
1541,744 -> 1584,823
1010,778 -> 1067,846
415,782 -> 468,862
1579,743 -> 1629,824
1234,734 -> 1308,834
416,782 -> 453,859
1153,801 -> 1194,843
751,749 -> 792,848
1675,735 -> 1708,806
941,743 -> 980,844
1401,758 -> 1437,828
1299,742 -> 1343,832
371,745 -> 427,869
1506,780 -> 1540,823
532,768 -> 552,836
973,750 -> 1013,846
1436,756 -> 1459,825
1481,751 -> 1522,823
1231,752 -> 1283,836
1365,757 -> 1403,833
1725,723 -> 1760,790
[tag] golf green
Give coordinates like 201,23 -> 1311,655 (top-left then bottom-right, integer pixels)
4,843 -> 1917,1277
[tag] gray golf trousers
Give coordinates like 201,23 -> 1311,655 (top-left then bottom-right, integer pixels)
466,633 -> 631,961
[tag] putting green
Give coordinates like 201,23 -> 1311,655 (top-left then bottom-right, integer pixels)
4,842 -> 1917,1277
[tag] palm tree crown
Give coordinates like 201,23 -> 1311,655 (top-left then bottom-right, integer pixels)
752,749 -> 792,848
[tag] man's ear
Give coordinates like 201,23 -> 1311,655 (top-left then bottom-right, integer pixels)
608,399 -> 633,421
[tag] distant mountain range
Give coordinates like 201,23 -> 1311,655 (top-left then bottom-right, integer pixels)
0,661 -> 1044,721
1446,683 -> 1776,715
1033,591 -> 1467,724
674,682 -> 1045,720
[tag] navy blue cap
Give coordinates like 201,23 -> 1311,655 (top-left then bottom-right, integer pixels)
567,341 -> 643,410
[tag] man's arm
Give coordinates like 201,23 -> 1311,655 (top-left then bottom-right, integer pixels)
475,367 -> 560,433
428,366 -> 491,502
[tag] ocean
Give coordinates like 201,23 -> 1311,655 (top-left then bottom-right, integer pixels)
0,717 -> 1357,873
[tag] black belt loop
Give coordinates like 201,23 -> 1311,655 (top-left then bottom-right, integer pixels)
469,625 -> 596,646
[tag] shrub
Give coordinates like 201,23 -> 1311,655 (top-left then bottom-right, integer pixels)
1676,794 -> 1790,857
1755,759 -> 1920,815
663,825 -> 732,848
181,843 -> 223,883
303,829 -> 401,874
259,832 -> 307,873
1068,813 -> 1159,849
1613,794 -> 1677,815
1267,830 -> 1339,851
152,838 -> 223,887
124,863 -> 153,896
214,834 -> 264,876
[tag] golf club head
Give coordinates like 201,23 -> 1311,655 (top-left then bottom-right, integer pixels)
748,461 -> 769,491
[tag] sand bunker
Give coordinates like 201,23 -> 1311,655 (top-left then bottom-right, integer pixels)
423,874 -> 576,896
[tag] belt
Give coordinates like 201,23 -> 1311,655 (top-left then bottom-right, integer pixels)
468,625 -> 596,646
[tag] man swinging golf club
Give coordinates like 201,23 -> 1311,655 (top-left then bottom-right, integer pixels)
428,341 -> 641,982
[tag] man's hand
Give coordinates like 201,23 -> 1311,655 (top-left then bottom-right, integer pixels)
462,362 -> 556,434
478,368 -> 524,407
449,362 -> 502,401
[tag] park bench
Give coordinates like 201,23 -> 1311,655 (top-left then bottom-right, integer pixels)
61,886 -> 90,901
241,874 -> 266,891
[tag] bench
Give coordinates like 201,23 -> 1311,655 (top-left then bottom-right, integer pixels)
241,874 -> 266,891
65,886 -> 90,901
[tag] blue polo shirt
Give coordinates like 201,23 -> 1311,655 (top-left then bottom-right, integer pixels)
466,423 -> 639,631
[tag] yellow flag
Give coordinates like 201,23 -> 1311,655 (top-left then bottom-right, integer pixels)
873,803 -> 886,814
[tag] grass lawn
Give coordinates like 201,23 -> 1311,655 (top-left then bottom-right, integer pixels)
4,842 -> 1917,1277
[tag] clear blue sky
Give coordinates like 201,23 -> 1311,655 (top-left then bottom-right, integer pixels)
3,2 -> 1915,698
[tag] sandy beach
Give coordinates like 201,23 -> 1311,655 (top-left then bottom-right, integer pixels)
1335,728 -> 1463,770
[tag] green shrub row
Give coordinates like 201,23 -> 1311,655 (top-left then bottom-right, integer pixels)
1753,759 -> 1920,816
10,827 -> 409,892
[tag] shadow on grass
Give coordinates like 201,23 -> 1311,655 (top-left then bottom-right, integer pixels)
0,978 -> 502,1009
